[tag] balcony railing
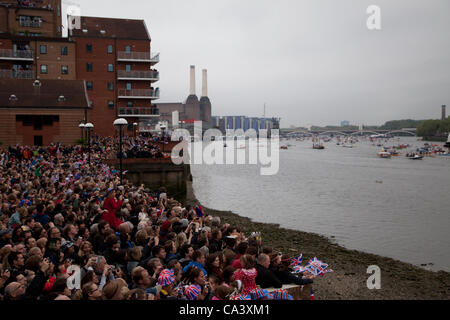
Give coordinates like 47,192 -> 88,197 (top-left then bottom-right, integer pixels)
118,107 -> 160,117
0,69 -> 33,79
118,89 -> 160,99
0,49 -> 34,60
117,70 -> 159,81
117,51 -> 159,64
19,20 -> 42,28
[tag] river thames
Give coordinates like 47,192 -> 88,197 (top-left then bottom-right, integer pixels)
190,137 -> 450,272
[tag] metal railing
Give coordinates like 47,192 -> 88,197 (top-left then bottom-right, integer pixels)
0,69 -> 33,79
117,70 -> 159,80
118,107 -> 160,116
117,51 -> 159,63
0,49 -> 34,59
118,89 -> 160,98
19,20 -> 42,28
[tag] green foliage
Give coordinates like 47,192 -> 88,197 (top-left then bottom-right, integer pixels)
0,141 -> 3,146
379,119 -> 425,130
416,118 -> 449,137
76,138 -> 87,145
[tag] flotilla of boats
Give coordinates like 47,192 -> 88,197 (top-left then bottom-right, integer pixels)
233,134 -> 450,160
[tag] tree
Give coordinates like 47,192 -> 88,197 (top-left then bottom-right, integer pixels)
416,120 -> 441,137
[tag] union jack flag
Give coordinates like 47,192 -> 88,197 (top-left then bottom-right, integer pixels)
292,265 -> 307,274
290,254 -> 303,267
305,257 -> 329,276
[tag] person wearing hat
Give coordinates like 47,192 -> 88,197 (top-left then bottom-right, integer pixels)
157,269 -> 177,300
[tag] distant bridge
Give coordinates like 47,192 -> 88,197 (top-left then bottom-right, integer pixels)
281,128 -> 416,137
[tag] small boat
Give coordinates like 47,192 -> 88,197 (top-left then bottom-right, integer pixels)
313,144 -> 325,150
342,144 -> 354,148
445,134 -> 450,148
409,155 -> 424,160
280,146 -> 288,150
378,150 -> 391,158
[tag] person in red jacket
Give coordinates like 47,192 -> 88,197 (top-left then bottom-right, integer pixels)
101,189 -> 123,230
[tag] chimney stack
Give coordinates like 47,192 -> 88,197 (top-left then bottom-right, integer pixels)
189,65 -> 196,96
442,105 -> 446,121
202,69 -> 208,97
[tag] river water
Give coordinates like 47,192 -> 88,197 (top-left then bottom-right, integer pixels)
190,137 -> 450,272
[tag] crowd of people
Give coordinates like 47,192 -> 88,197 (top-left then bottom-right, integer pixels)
0,138 -> 315,301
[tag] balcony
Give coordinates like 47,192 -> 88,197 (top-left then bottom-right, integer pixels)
117,70 -> 159,81
0,69 -> 33,79
118,107 -> 160,118
0,49 -> 34,61
117,51 -> 159,64
19,20 -> 42,28
118,89 -> 160,100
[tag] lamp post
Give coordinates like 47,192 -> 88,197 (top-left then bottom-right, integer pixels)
160,124 -> 166,153
79,123 -> 86,141
133,122 -> 138,143
85,123 -> 94,165
114,118 -> 128,185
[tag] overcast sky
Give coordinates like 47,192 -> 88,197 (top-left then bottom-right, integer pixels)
62,0 -> 450,127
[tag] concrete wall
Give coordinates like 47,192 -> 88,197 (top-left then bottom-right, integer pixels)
104,158 -> 191,198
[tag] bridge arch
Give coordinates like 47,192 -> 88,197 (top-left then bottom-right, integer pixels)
317,131 -> 349,137
350,131 -> 383,136
387,130 -> 416,136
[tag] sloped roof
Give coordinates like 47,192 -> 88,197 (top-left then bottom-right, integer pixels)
71,16 -> 150,41
0,79 -> 90,108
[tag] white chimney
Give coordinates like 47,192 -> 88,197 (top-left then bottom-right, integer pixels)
190,65 -> 196,95
202,69 -> 208,97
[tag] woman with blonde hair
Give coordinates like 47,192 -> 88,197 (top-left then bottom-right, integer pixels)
73,282 -> 102,300
101,279 -> 128,300
176,232 -> 188,251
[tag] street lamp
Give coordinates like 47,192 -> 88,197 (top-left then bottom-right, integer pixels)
113,118 -> 128,185
133,122 -> 138,142
85,123 -> 94,165
79,123 -> 86,141
160,124 -> 167,153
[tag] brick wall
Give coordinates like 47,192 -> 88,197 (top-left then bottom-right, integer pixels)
0,108 -> 85,146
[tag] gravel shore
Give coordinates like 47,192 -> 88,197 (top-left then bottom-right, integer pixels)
186,181 -> 450,300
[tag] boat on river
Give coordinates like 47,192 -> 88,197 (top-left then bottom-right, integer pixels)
378,150 -> 391,158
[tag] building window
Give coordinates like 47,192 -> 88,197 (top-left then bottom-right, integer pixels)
126,83 -> 132,91
108,101 -> 114,109
126,65 -> 131,72
61,46 -> 68,55
107,45 -> 113,54
86,44 -> 92,53
86,81 -> 93,90
61,65 -> 68,75
40,45 -> 47,54
127,101 -> 133,108
125,46 -> 131,53
107,64 -> 114,72
40,65 -> 47,74
107,82 -> 114,91
86,63 -> 93,72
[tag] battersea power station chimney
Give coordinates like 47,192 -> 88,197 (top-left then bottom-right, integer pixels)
190,65 -> 196,96
442,105 -> 446,121
199,68 -> 212,124
202,69 -> 208,97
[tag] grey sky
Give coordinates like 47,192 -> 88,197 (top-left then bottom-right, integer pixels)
63,0 -> 450,127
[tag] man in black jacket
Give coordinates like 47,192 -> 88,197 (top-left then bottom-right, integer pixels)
255,254 -> 282,289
